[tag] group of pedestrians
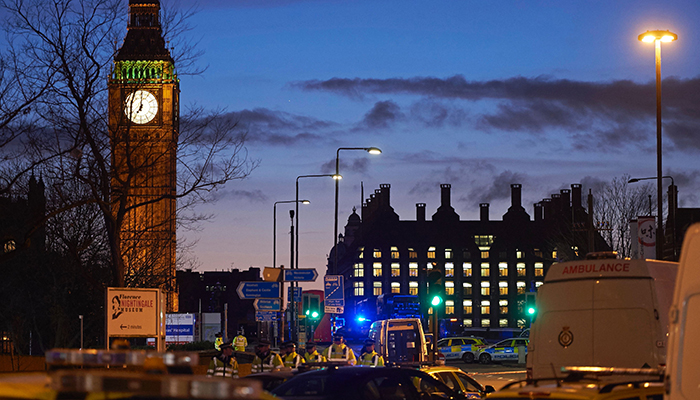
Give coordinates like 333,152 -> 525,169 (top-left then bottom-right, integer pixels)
208,331 -> 385,378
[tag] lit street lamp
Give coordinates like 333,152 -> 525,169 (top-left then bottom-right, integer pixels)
292,173 -> 338,341
628,175 -> 677,258
273,199 -> 309,269
638,29 -> 677,260
333,147 -> 382,275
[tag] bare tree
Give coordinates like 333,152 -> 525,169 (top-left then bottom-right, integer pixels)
592,175 -> 656,258
0,0 -> 257,294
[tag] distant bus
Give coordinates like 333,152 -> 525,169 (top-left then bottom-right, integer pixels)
376,294 -> 422,320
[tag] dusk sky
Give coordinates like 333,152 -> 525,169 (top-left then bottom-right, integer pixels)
171,0 -> 700,292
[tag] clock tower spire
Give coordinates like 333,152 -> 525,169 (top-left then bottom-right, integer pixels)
109,0 -> 179,311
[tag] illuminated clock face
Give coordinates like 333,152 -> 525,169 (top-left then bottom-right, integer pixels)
124,90 -> 158,124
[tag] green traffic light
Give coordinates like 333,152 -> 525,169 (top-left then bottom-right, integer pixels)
311,311 -> 319,318
431,295 -> 443,307
527,307 -> 536,315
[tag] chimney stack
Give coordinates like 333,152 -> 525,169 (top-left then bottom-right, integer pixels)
416,203 -> 426,222
571,184 -> 582,209
511,184 -> 522,208
480,203 -> 489,221
542,198 -> 552,220
380,184 -> 391,207
561,189 -> 571,212
534,202 -> 543,221
440,184 -> 451,207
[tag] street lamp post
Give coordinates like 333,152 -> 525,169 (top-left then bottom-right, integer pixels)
629,175 -> 677,258
638,30 -> 677,260
293,174 -> 338,341
333,147 -> 382,275
273,199 -> 308,342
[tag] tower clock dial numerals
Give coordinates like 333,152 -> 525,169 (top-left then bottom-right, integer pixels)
124,90 -> 158,124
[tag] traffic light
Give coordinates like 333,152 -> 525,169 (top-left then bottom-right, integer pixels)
303,293 -> 321,320
427,270 -> 444,307
525,292 -> 537,316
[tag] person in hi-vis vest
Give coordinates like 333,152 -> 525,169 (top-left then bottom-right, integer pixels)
323,333 -> 356,365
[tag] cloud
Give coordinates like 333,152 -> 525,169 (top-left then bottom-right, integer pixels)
467,170 -> 527,205
409,99 -> 469,128
359,100 -> 403,129
212,189 -> 268,203
222,108 -> 335,146
294,75 -> 700,152
320,157 -> 370,175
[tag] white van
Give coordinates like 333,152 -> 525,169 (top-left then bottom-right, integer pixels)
368,318 -> 429,363
527,255 -> 677,380
665,223 -> 700,400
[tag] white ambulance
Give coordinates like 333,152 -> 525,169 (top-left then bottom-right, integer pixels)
665,223 -> 700,400
527,254 -> 677,380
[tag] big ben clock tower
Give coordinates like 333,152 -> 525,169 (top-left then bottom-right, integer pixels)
109,0 -> 179,311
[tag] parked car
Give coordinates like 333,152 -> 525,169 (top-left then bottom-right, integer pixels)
271,365 -> 467,400
486,366 -> 663,400
421,364 -> 495,399
477,338 -> 528,364
437,337 -> 488,363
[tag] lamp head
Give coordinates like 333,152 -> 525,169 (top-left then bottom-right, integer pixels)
365,147 -> 382,155
638,30 -> 677,43
301,200 -> 310,204
628,178 -> 639,183
332,174 -> 342,180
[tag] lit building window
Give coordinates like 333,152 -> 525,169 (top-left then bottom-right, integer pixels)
373,248 -> 382,258
464,262 -> 472,277
481,263 -> 490,277
391,263 -> 400,277
499,262 -> 508,277
499,281 -> 508,295
517,281 -> 526,295
445,300 -> 455,315
354,263 -> 364,277
499,299 -> 508,314
391,246 -> 399,259
445,248 -> 453,259
499,319 -> 508,327
354,281 -> 364,296
552,249 -> 558,259
535,281 -> 544,288
463,319 -> 473,327
481,319 -> 491,327
517,250 -> 524,259
391,282 -> 400,294
517,263 -> 526,277
481,281 -> 490,296
445,263 -> 454,277
445,281 -> 454,296
427,263 -> 434,270
428,247 -> 436,259
358,247 -> 364,259
409,262 -> 418,277
428,307 -> 433,315
3,240 -> 15,253
535,262 -> 544,277
463,282 -> 472,296
373,281 -> 382,296
481,250 -> 490,259
373,262 -> 382,277
474,235 -> 494,246
409,281 -> 418,295
463,300 -> 472,314
517,318 -> 527,328
481,300 -> 490,315
408,248 -> 418,259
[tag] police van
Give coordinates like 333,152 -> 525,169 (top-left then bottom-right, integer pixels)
665,223 -> 700,400
368,318 -> 430,363
527,254 -> 677,380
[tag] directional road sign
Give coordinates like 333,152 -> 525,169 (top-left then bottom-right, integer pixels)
324,275 -> 344,309
237,281 -> 280,299
288,286 -> 302,303
284,269 -> 319,282
255,311 -> 277,322
254,298 -> 281,312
